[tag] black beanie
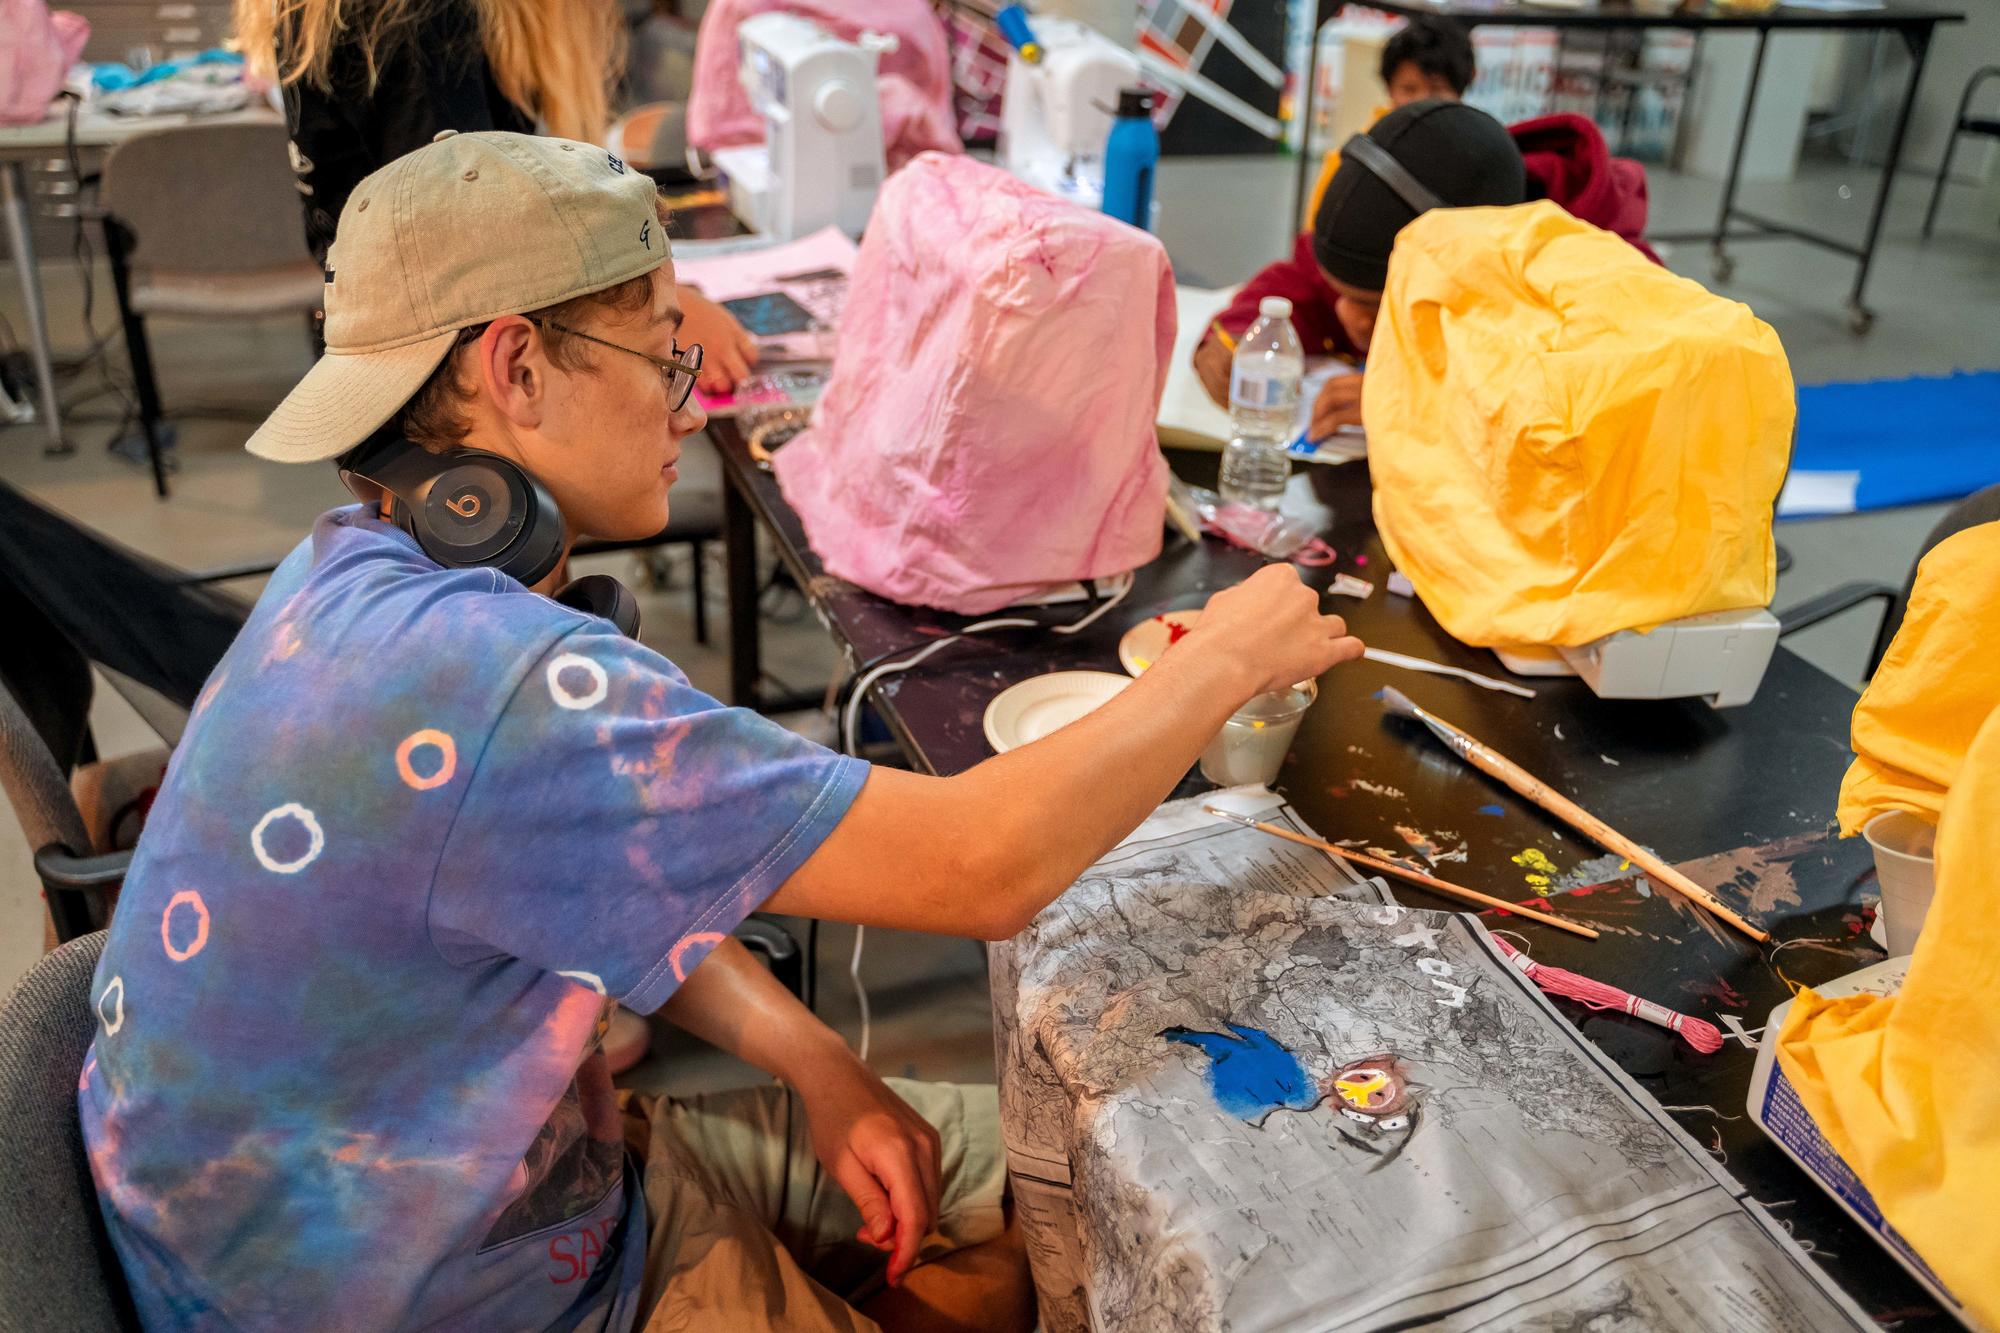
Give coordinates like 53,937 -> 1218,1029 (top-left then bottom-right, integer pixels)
1312,99 -> 1526,291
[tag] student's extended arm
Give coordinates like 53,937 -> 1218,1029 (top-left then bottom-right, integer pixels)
660,937 -> 942,1285
764,565 -> 1363,939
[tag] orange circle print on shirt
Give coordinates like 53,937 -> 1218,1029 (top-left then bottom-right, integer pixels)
395,729 -> 458,791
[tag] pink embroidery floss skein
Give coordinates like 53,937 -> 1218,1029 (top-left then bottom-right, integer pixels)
1492,936 -> 1724,1054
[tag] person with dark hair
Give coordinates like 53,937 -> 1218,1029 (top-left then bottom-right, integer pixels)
1198,94 -> 1660,437
1194,100 -> 1525,436
1381,16 -> 1475,104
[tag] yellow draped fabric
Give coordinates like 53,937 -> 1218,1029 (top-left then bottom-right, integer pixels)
1836,521 -> 2000,836
1777,702 -> 2000,1328
1366,201 -> 1793,650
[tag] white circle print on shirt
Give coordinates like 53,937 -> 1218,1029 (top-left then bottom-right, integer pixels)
251,802 -> 325,874
97,976 -> 126,1035
546,652 -> 609,710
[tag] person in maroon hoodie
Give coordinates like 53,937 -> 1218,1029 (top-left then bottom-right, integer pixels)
1196,97 -> 1657,439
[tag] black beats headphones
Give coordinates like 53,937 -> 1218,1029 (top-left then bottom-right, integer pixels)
339,434 -> 640,638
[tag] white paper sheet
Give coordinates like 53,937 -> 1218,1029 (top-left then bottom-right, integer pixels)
1777,469 -> 1861,518
1156,284 -> 1364,457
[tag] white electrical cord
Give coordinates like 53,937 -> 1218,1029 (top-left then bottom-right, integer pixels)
836,570 -> 1137,1060
837,571 -> 1136,756
850,924 -> 872,1062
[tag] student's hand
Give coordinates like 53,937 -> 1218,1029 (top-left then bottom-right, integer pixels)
676,286 -> 761,394
1193,334 -> 1232,408
1187,564 -> 1365,697
1308,372 -> 1365,442
802,1052 -> 942,1287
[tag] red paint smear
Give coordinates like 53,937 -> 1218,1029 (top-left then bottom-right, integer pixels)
1163,618 -> 1191,645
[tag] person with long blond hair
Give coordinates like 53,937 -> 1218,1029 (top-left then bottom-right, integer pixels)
236,0 -> 760,392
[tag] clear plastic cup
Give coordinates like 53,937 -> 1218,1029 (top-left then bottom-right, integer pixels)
1200,681 -> 1316,787
1863,810 -> 1938,956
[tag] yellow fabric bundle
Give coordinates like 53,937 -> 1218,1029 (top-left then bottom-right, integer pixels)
1836,522 -> 2000,836
1365,201 -> 1794,650
1777,703 -> 2000,1328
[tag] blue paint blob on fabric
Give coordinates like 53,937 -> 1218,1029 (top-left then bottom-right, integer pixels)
1161,1024 -> 1320,1122
1477,804 -> 1505,817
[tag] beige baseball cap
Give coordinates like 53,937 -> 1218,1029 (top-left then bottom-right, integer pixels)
247,130 -> 668,463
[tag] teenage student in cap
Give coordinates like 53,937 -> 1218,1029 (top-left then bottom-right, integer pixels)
1194,100 -> 1526,438
79,131 -> 1364,1332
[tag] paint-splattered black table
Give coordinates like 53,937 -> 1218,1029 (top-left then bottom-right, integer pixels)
711,419 -> 1941,1327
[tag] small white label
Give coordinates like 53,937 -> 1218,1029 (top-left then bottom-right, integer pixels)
1230,369 -> 1291,411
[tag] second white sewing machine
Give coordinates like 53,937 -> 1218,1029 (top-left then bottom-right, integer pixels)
998,16 -> 1140,212
713,14 -> 895,241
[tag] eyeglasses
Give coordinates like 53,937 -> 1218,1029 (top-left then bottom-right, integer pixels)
525,317 -> 704,411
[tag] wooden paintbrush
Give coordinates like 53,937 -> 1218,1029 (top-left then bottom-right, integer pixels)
1203,806 -> 1600,939
1376,687 -> 1769,944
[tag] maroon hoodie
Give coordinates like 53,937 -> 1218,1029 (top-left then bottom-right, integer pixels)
1203,113 -> 1657,359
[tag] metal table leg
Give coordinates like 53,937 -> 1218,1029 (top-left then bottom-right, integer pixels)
723,465 -> 762,708
1293,13 -> 1323,229
1845,25 -> 1934,335
1708,26 -> 1771,286
1,159 -> 69,456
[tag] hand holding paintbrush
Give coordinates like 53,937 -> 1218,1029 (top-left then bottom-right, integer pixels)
1376,687 -> 1770,944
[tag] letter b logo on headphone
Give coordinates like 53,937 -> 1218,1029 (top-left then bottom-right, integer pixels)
422,463 -> 519,559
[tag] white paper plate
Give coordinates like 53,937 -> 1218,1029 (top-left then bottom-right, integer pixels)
983,671 -> 1132,754
1118,609 -> 1203,678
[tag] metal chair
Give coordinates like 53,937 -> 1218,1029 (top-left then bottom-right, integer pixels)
98,121 -> 325,498
0,931 -> 141,1332
1922,65 -> 2000,239
1776,483 -> 2000,679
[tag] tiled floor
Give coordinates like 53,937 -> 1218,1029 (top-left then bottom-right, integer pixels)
3,151 -> 1996,1095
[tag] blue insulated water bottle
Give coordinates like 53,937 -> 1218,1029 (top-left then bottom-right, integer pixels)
1101,87 -> 1159,231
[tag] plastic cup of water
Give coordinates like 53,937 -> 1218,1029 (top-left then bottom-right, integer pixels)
1200,681 -> 1316,788
1863,810 -> 1938,956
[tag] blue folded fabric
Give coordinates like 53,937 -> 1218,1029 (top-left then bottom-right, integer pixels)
1780,369 -> 2000,517
86,49 -> 242,92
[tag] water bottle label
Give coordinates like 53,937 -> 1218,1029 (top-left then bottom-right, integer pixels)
1231,369 -> 1289,410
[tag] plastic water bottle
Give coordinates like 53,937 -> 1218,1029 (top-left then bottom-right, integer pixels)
1219,296 -> 1302,511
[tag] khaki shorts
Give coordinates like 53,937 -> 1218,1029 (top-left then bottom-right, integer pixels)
622,1079 -> 1007,1332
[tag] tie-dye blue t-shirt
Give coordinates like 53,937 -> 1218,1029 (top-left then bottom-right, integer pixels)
78,506 -> 867,1331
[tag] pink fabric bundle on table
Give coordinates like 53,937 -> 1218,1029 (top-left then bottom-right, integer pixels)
2,1 -> 89,125
687,0 -> 961,171
772,153 -> 1175,615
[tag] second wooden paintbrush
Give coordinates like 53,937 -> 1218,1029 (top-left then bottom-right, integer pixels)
1377,687 -> 1769,944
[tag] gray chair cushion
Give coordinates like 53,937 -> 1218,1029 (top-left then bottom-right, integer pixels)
0,933 -> 137,1332
131,263 -> 327,320
101,121 -> 316,277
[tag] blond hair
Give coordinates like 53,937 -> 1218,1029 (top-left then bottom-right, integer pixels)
233,0 -> 624,144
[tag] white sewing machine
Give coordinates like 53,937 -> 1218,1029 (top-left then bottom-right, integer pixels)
1492,607 -> 1782,709
998,16 -> 1140,211
712,14 -> 894,240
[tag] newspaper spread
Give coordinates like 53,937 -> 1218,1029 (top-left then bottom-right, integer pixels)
990,789 -> 1875,1332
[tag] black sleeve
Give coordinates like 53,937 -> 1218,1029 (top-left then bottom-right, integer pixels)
282,6 -> 505,263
